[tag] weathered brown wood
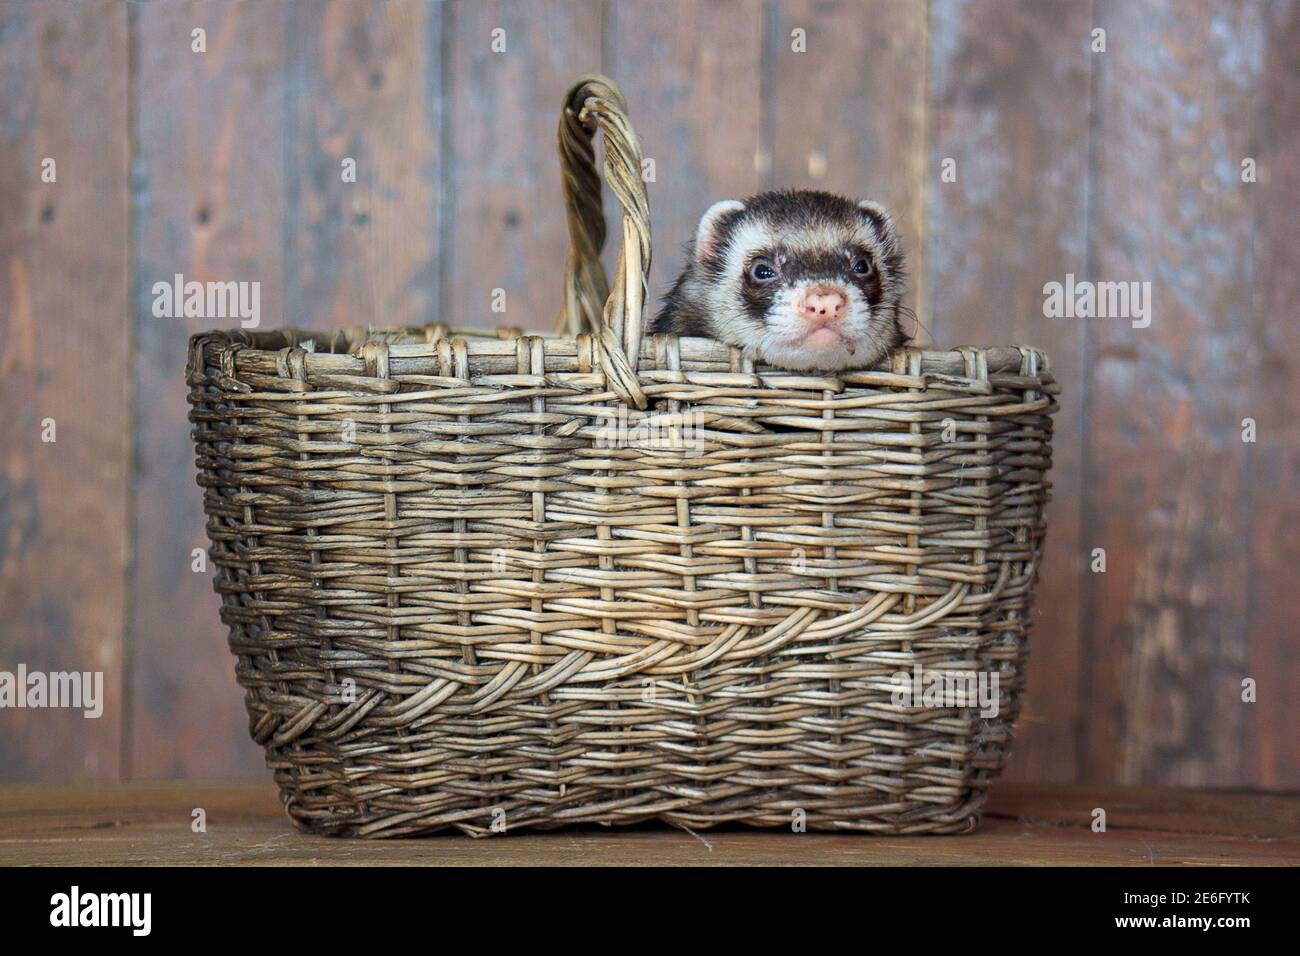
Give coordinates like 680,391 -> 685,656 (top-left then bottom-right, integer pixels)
1246,0 -> 1300,790
1082,0 -> 1262,786
606,0 -> 765,315
285,0 -> 444,329
768,0 -> 929,339
985,782 -> 1300,841
0,0 -> 1296,798
443,0 -> 603,333
129,1 -> 290,777
927,0 -> 1093,785
0,1 -> 129,781
0,782 -> 1294,865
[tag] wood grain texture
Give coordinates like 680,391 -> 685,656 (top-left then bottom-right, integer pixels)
129,1 -> 290,778
1082,0 -> 1263,786
0,781 -> 1294,865
0,1 -> 129,781
285,0 -> 444,330
1245,0 -> 1300,789
768,0 -> 929,341
443,0 -> 603,334
606,0 -> 766,315
0,0 -> 1295,793
926,0 -> 1093,784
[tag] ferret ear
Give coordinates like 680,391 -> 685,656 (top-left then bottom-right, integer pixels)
694,200 -> 745,264
857,199 -> 896,237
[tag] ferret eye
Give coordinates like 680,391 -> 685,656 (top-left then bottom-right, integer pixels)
749,258 -> 778,283
852,257 -> 873,277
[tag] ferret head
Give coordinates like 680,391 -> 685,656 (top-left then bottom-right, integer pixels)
684,190 -> 907,371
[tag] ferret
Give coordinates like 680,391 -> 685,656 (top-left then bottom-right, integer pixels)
651,189 -> 909,371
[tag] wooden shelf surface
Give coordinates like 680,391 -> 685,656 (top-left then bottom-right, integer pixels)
1,782 -> 1295,867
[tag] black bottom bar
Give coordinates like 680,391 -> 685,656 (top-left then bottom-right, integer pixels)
0,865 -> 1286,941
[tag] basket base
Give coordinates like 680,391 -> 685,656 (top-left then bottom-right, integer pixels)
276,778 -> 989,838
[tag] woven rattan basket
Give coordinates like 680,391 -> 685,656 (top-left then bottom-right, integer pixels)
187,75 -> 1058,837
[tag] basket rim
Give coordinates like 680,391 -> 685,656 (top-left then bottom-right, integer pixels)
188,325 -> 1055,384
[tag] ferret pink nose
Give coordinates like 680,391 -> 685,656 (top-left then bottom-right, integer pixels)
801,286 -> 847,324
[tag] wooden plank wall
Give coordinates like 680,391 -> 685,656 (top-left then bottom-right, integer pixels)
0,0 -> 1294,790
1084,0 -> 1260,788
0,0 -> 130,780
1248,0 -> 1300,790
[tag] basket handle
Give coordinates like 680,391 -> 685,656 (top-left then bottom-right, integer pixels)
557,74 -> 651,409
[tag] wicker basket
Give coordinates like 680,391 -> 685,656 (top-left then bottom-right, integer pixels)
186,75 -> 1058,837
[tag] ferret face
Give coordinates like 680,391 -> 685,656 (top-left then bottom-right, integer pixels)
667,190 -> 907,371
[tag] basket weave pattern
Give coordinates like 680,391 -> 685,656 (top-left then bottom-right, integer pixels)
186,77 -> 1057,836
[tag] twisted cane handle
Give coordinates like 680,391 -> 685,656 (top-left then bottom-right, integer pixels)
558,75 -> 651,409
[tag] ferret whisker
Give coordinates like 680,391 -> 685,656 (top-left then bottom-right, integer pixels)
895,303 -> 931,346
